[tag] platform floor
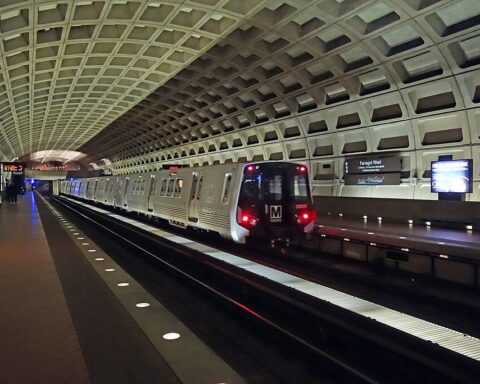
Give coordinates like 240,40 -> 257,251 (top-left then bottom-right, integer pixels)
0,193 -> 90,383
0,193 -> 223,384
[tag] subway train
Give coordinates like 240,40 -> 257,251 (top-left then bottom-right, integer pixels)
60,161 -> 316,245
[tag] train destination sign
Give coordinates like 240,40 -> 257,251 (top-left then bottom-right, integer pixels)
344,157 -> 401,174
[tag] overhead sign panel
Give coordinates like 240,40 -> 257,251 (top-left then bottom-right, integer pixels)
344,157 -> 401,174
344,156 -> 401,185
3,162 -> 24,173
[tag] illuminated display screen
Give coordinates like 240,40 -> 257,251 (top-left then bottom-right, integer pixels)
3,163 -> 23,172
431,159 -> 473,193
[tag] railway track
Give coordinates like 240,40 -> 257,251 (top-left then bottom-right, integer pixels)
49,194 -> 480,383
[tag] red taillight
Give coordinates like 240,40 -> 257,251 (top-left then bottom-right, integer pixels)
238,209 -> 258,228
246,165 -> 255,172
297,165 -> 307,173
297,209 -> 316,225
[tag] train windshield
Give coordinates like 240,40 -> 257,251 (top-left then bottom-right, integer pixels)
239,163 -> 310,204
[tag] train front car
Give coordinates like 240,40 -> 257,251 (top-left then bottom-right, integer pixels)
235,162 -> 316,247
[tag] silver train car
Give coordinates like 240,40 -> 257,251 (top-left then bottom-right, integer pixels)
61,161 -> 316,244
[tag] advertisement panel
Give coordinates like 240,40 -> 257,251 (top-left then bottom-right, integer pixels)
431,159 -> 473,193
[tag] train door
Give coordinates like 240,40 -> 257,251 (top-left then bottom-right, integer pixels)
147,176 -> 156,212
188,171 -> 202,222
262,168 -> 290,229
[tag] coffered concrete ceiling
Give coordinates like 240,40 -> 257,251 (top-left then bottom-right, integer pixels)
0,0 -> 267,161
1,0 -> 480,205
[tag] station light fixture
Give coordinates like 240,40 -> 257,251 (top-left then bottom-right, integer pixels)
163,332 -> 180,340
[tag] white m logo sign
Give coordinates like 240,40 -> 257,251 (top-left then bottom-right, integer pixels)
270,205 -> 282,220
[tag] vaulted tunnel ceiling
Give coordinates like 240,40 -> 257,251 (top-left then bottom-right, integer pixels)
1,0 -> 480,178
0,0 -> 268,162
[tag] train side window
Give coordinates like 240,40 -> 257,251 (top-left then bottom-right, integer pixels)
191,174 -> 198,200
197,176 -> 203,200
222,173 -> 232,204
167,178 -> 174,196
160,178 -> 167,196
174,179 -> 183,197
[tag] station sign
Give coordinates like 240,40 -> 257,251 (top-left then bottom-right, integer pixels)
162,164 -> 189,170
344,173 -> 401,186
3,162 -> 24,174
344,157 -> 401,174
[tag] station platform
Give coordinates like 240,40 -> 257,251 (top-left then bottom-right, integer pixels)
316,214 -> 480,260
314,213 -> 480,289
0,192 -> 243,384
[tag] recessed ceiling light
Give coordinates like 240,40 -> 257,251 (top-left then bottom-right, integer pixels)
105,268 -> 115,272
88,249 -> 96,252
136,302 -> 150,308
94,258 -> 104,261
117,282 -> 129,287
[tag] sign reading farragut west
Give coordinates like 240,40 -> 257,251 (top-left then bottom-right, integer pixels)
344,157 -> 401,175
344,156 -> 401,185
